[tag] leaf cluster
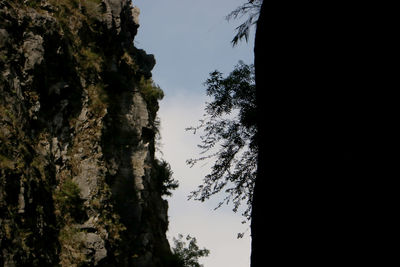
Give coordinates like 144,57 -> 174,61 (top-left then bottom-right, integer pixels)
226,0 -> 263,45
171,234 -> 210,267
153,159 -> 179,197
53,178 -> 86,224
139,76 -> 164,119
187,61 -> 257,220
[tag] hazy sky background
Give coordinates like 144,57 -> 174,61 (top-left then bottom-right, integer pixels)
134,1 -> 255,266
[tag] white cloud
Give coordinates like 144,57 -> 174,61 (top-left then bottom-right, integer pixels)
133,0 -> 255,265
158,91 -> 251,267
167,205 -> 251,267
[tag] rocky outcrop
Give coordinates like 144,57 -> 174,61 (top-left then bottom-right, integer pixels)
1,1 -> 173,266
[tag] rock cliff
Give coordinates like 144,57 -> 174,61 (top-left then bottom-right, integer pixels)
0,1 -> 174,266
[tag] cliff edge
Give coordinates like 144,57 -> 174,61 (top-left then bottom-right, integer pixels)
0,1 -> 174,266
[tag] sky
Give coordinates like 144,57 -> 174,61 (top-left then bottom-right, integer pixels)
133,1 -> 255,266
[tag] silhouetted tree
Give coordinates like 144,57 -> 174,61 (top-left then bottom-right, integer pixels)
227,0 -> 263,46
187,61 -> 256,221
171,234 -> 210,267
153,159 -> 179,197
187,1 -> 264,265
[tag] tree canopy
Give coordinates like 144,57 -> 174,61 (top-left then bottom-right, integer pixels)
171,234 -> 210,267
187,61 -> 257,221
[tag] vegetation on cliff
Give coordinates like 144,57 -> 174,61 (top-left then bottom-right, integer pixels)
1,0 -> 177,265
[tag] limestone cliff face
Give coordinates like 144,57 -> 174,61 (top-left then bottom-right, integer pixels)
0,1 -> 173,266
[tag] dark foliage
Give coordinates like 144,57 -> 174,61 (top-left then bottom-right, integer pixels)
154,159 -> 179,197
226,0 -> 263,46
187,61 -> 256,220
53,178 -> 86,224
171,234 -> 210,267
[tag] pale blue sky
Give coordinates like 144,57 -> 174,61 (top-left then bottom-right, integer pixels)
134,1 -> 255,266
134,0 -> 254,96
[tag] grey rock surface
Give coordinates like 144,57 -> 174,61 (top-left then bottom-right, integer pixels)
84,232 -> 107,265
0,0 -> 173,266
23,32 -> 44,71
